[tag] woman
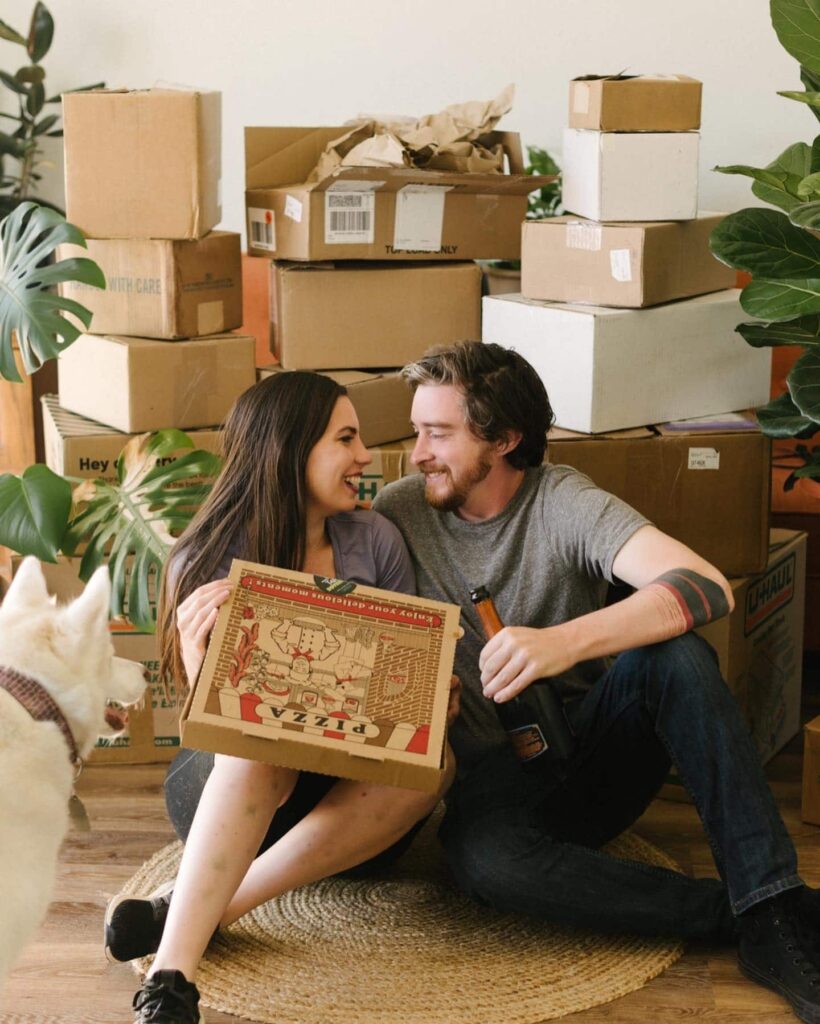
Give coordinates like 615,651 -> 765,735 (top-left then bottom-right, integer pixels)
105,372 -> 456,1024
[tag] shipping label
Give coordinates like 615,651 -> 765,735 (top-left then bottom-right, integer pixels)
609,248 -> 633,282
393,185 -> 451,252
565,221 -> 602,251
687,447 -> 720,470
248,207 -> 276,252
325,192 -> 375,244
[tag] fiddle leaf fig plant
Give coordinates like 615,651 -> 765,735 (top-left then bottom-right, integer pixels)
0,200 -> 105,381
710,0 -> 820,482
0,430 -> 222,630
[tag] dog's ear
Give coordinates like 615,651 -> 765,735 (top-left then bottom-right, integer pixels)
4,556 -> 51,608
64,566 -> 111,633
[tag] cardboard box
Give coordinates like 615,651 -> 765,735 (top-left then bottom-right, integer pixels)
258,368 -> 413,448
268,261 -> 482,369
482,290 -> 771,433
181,560 -> 460,792
803,716 -> 820,824
57,332 -> 256,433
355,438 -> 417,504
57,233 -> 242,339
521,214 -> 735,308
548,413 -> 771,576
63,88 -> 221,239
8,555 -> 179,764
662,530 -> 807,802
89,631 -> 181,765
42,394 -> 223,484
244,126 -> 541,261
568,75 -> 702,131
562,129 -> 699,222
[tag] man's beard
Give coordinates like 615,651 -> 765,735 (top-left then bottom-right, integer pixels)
422,451 -> 493,512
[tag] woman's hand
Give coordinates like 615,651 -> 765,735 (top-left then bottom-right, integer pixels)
177,579 -> 234,685
479,626 -> 575,703
446,674 -> 462,727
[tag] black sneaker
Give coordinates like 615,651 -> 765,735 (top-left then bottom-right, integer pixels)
738,888 -> 820,1023
132,969 -> 202,1023
105,881 -> 174,963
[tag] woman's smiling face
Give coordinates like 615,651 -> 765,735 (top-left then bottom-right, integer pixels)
304,396 -> 372,518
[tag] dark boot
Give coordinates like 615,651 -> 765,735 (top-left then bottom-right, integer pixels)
738,888 -> 820,1023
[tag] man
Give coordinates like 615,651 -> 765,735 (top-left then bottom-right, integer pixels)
373,340 -> 820,1024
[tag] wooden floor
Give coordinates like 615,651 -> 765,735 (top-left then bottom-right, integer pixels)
2,659 -> 820,1024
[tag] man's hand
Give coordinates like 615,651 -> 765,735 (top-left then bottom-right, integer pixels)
446,674 -> 462,727
176,578 -> 234,685
479,626 -> 574,703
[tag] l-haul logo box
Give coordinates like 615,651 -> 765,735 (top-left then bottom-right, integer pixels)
745,553 -> 796,636
662,529 -> 807,804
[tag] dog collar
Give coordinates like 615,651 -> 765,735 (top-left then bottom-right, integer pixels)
0,665 -> 82,773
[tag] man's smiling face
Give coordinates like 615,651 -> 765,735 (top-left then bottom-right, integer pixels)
410,384 -> 496,513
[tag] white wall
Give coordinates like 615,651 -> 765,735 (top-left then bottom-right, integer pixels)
0,0 -> 810,239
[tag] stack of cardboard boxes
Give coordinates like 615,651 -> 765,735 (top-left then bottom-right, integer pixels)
38,87 -> 261,762
242,121 -> 542,476
480,75 -> 804,772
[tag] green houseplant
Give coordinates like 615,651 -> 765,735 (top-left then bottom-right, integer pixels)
709,0 -> 820,486
0,5 -> 219,627
0,1 -> 102,216
481,145 -> 562,287
0,430 -> 222,630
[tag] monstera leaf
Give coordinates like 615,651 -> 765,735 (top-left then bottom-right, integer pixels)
0,201 -> 104,382
0,430 -> 221,630
0,463 -> 71,560
61,430 -> 222,630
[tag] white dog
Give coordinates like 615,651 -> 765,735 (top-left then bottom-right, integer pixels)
0,557 -> 147,984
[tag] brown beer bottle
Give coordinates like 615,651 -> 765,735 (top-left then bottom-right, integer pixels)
470,585 -> 576,771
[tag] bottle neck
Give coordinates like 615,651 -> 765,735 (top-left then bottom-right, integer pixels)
473,596 -> 504,640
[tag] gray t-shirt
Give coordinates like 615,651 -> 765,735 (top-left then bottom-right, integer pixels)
374,465 -> 649,768
212,509 -> 416,596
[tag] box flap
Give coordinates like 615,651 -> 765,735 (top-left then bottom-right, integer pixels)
245,126 -> 348,190
245,127 -> 543,195
571,73 -> 699,84
656,411 -> 760,436
548,424 -> 654,441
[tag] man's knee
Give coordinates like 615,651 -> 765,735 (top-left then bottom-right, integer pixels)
615,632 -> 725,700
442,814 -> 553,909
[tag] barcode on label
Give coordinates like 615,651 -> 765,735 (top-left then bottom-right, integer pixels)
248,207 -> 276,252
325,192 -> 375,244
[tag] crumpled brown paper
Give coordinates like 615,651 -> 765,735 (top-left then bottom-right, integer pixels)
309,85 -> 515,181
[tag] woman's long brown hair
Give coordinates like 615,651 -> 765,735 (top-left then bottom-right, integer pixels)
157,371 -> 347,689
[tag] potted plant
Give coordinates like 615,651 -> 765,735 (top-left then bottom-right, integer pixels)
709,0 -> 820,490
480,145 -> 562,295
0,5 -> 221,627
0,1 -> 102,216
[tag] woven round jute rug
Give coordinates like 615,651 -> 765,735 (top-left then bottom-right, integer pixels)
123,812 -> 684,1024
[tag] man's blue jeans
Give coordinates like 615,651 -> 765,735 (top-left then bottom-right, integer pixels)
439,633 -> 802,939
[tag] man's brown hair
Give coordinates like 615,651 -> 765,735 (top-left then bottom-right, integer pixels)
402,341 -> 554,468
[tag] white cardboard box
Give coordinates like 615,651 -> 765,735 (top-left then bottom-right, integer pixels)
482,290 -> 772,433
562,129 -> 699,222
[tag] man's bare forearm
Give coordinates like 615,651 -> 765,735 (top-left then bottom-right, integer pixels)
559,567 -> 733,668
